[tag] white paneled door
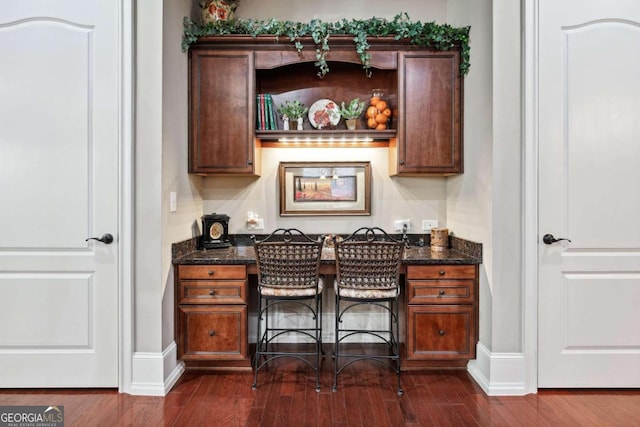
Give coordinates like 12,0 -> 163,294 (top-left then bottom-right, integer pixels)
538,0 -> 640,387
0,0 -> 122,386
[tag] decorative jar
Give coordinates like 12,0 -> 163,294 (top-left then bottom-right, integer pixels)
366,89 -> 391,130
201,0 -> 236,24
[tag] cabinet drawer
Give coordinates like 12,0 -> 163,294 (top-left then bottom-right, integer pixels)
179,281 -> 247,304
178,264 -> 246,280
407,279 -> 473,304
407,265 -> 476,280
406,305 -> 475,360
178,305 -> 248,361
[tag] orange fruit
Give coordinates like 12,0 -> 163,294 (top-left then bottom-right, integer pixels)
375,100 -> 388,111
382,108 -> 392,117
375,123 -> 387,130
366,106 -> 378,118
375,113 -> 388,124
367,117 -> 378,128
370,96 -> 381,106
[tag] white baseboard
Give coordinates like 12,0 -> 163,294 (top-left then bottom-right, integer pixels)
467,342 -> 529,396
129,341 -> 185,396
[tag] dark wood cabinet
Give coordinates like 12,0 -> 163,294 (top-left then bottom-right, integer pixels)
405,264 -> 478,368
188,36 -> 463,176
393,51 -> 463,175
175,264 -> 250,368
188,49 -> 259,175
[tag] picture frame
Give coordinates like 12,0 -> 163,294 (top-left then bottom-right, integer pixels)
279,161 -> 371,216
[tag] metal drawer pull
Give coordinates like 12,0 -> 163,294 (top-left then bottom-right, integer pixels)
438,290 -> 446,296
438,330 -> 446,336
207,270 -> 214,276
208,330 -> 216,336
209,290 -> 216,296
439,270 -> 445,276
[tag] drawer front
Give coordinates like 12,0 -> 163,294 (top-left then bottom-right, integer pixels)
179,280 -> 247,304
178,305 -> 248,361
178,264 -> 246,280
406,265 -> 476,280
406,305 -> 475,360
406,279 -> 474,304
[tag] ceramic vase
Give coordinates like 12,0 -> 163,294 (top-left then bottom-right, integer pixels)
201,0 -> 236,24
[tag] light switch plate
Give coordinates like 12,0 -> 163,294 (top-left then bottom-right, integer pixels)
169,192 -> 177,212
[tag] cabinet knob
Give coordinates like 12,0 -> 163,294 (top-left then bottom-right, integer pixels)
438,289 -> 445,296
439,270 -> 445,276
207,270 -> 214,276
399,160 -> 405,165
209,290 -> 216,296
208,330 -> 216,336
438,330 -> 446,336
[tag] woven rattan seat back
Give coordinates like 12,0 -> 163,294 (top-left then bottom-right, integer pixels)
255,240 -> 322,291
332,227 -> 405,395
252,228 -> 325,392
335,227 -> 404,294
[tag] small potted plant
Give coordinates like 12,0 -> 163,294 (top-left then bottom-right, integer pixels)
339,98 -> 366,130
277,100 -> 308,130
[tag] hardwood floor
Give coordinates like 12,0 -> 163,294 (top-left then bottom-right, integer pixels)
1,357 -> 640,426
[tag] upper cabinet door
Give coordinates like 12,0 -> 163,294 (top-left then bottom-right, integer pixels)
394,51 -> 463,176
189,50 -> 257,175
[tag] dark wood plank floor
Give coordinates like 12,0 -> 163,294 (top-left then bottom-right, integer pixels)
1,356 -> 640,426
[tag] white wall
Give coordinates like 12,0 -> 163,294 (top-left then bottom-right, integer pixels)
445,0 -> 495,348
161,0 -> 204,350
135,0 -> 164,353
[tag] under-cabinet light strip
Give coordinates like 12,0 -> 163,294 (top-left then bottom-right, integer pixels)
277,136 -> 375,144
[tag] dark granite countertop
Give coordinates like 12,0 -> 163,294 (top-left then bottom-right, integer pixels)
172,234 -> 482,266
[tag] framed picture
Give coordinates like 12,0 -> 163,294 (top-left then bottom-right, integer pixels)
279,161 -> 371,216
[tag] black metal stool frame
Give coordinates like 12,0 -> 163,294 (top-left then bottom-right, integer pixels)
252,228 -> 325,392
332,227 -> 406,395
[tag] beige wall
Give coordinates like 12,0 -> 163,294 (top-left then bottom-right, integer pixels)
139,0 -> 525,362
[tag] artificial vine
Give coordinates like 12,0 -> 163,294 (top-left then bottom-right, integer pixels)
182,13 -> 471,78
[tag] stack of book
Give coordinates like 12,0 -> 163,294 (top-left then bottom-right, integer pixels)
256,94 -> 278,130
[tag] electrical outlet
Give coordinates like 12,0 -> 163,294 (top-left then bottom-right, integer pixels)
422,219 -> 438,231
393,219 -> 411,231
247,218 -> 264,230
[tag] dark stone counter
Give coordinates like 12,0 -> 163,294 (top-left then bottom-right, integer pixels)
172,234 -> 482,266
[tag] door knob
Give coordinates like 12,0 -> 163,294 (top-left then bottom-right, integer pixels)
86,233 -> 114,244
542,234 -> 571,245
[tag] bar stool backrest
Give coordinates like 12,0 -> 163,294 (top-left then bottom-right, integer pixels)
254,228 -> 323,291
334,227 -> 404,295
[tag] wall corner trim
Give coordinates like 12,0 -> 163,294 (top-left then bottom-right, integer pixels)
467,342 -> 530,396
129,341 -> 185,396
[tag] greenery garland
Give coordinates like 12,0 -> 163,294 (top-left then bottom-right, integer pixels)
182,13 -> 470,78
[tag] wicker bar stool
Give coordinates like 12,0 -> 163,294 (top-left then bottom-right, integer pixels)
332,227 -> 405,395
252,228 -> 325,392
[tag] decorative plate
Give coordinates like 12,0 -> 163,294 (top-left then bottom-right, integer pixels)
308,99 -> 341,129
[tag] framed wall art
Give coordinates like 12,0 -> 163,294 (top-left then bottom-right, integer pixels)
278,161 -> 371,216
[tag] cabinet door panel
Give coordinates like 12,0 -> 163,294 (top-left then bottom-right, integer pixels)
406,305 -> 474,360
397,51 -> 462,175
178,305 -> 248,361
189,50 -> 255,174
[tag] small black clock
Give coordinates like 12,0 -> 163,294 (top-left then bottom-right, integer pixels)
201,213 -> 231,249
